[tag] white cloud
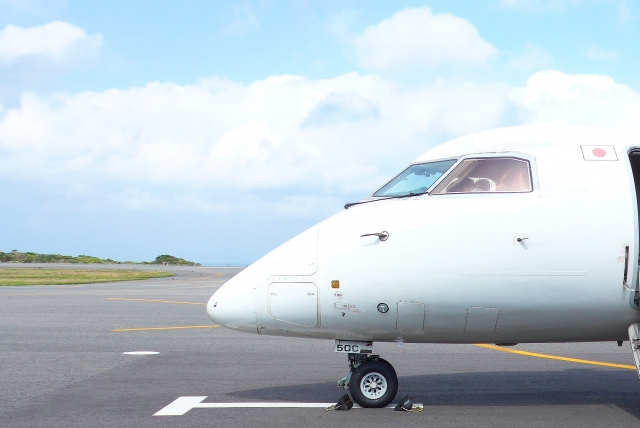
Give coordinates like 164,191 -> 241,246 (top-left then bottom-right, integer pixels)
510,69 -> 640,126
0,73 -> 511,210
0,21 -> 101,63
2,65 -> 637,217
507,43 -> 553,71
302,92 -> 379,127
586,45 -> 619,60
353,7 -> 498,74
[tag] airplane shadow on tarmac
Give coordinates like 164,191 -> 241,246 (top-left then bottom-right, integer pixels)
227,370 -> 640,420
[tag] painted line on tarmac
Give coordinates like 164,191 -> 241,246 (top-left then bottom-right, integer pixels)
475,344 -> 635,370
106,297 -> 206,305
154,396 -> 423,415
113,325 -> 220,332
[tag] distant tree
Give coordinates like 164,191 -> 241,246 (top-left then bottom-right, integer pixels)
152,255 -> 199,266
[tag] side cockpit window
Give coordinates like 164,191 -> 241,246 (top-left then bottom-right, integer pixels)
431,157 -> 532,194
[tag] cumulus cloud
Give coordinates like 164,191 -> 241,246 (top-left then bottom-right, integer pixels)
0,21 -> 102,106
0,21 -> 102,63
302,92 -> 379,127
353,7 -> 498,74
0,73 -> 511,211
510,69 -> 640,126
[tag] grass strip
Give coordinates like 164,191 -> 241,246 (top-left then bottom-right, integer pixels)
0,268 -> 174,286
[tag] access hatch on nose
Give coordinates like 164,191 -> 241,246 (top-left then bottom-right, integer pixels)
267,282 -> 319,327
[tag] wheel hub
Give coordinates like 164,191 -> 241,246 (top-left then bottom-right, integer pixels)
360,372 -> 387,399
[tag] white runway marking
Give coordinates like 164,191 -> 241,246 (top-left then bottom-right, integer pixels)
122,351 -> 159,355
154,396 -> 423,415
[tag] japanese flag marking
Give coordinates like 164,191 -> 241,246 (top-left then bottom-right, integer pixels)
581,145 -> 617,161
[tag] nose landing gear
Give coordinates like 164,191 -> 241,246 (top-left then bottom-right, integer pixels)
337,353 -> 398,408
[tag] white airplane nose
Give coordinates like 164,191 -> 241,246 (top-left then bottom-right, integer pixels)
207,279 -> 257,334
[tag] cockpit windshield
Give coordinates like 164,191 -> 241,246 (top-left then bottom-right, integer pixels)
372,159 -> 457,197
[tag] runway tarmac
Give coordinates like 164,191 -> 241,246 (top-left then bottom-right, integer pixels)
2,264 -> 640,427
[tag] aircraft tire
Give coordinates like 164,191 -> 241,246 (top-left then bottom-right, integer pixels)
349,359 -> 398,408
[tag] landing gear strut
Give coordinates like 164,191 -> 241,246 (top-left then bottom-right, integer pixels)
337,353 -> 398,408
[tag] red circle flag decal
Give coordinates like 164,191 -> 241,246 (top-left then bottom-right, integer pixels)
581,145 -> 617,161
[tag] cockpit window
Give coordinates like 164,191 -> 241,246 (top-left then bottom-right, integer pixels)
431,157 -> 532,194
373,159 -> 457,197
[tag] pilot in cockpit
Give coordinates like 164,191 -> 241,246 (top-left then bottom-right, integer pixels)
446,177 -> 476,193
437,157 -> 531,194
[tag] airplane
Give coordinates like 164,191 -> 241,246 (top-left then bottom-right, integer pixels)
207,125 -> 640,408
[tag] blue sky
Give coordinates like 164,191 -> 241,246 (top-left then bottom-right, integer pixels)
0,0 -> 639,264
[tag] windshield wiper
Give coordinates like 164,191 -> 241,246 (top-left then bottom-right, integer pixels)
344,192 -> 427,209
345,197 -> 395,209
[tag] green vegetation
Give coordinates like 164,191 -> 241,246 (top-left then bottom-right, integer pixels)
0,251 -> 200,266
0,268 -> 174,286
0,251 -> 121,264
150,255 -> 199,266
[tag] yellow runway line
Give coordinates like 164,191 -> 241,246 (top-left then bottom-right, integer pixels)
113,325 -> 220,332
106,297 -> 206,305
475,343 -> 636,370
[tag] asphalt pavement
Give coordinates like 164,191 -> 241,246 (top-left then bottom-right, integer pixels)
1,264 -> 640,427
